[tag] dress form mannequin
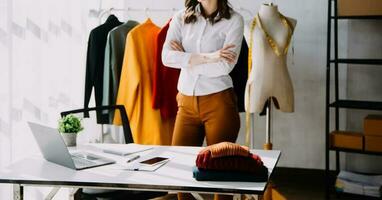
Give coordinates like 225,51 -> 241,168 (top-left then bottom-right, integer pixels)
242,6 -> 297,200
244,3 -> 297,114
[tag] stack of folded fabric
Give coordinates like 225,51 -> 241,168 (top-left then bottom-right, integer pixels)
335,170 -> 382,197
193,142 -> 268,182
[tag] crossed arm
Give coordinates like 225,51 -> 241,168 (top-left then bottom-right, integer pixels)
162,12 -> 244,78
169,41 -> 237,66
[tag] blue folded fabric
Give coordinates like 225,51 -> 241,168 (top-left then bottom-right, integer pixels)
192,166 -> 268,182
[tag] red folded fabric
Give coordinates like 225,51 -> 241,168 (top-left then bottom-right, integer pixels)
198,142 -> 250,158
196,152 -> 264,173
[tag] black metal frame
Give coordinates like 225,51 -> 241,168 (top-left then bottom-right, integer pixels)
325,0 -> 382,199
61,105 -> 134,144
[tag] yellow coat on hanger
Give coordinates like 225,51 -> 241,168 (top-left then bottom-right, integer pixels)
114,19 -> 172,145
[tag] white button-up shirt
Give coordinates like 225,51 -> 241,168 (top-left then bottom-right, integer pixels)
162,6 -> 244,96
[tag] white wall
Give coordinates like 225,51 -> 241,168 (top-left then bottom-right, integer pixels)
0,0 -> 12,198
345,20 -> 382,173
2,0 -> 380,198
238,0 -> 330,169
0,0 -> 110,199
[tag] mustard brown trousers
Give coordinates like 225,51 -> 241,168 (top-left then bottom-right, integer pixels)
172,88 -> 241,200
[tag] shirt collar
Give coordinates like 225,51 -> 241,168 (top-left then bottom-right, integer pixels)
106,14 -> 119,23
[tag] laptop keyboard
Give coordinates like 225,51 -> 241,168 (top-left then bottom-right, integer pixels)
72,156 -> 96,167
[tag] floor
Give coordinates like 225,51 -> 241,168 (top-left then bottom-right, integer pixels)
152,168 -> 380,200
268,167 -> 376,200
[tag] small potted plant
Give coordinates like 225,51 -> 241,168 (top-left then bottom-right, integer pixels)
58,114 -> 84,146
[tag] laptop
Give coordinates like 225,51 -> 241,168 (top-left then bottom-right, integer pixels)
28,122 -> 115,170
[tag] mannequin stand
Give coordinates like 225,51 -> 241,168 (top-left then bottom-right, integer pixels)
264,98 -> 273,150
261,98 -> 286,200
262,98 -> 273,200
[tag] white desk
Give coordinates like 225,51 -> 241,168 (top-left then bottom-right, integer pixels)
0,144 -> 281,200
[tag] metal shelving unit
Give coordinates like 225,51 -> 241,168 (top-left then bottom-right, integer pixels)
335,15 -> 382,20
330,59 -> 382,65
330,147 -> 382,156
325,0 -> 382,199
329,100 -> 382,110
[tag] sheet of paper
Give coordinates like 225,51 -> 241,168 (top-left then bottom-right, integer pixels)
86,143 -> 154,156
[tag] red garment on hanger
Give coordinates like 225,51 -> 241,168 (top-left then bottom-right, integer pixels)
152,19 -> 180,119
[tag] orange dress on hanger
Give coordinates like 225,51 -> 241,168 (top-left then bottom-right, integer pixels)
114,19 -> 172,145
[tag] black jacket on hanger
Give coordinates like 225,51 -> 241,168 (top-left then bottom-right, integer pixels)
84,15 -> 122,123
230,38 -> 248,112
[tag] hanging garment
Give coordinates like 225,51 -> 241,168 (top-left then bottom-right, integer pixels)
152,19 -> 180,119
84,15 -> 122,123
229,38 -> 248,112
102,20 -> 139,123
114,19 -> 172,145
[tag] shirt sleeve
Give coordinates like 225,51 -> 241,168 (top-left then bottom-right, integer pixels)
162,11 -> 192,69
190,14 -> 244,78
83,32 -> 94,118
102,33 -> 112,111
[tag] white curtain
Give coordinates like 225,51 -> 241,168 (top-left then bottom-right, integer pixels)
0,0 -> 108,198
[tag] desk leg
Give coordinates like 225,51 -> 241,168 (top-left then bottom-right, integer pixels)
191,193 -> 204,200
45,187 -> 60,200
13,184 -> 23,200
254,195 -> 259,200
240,194 -> 259,200
69,188 -> 79,200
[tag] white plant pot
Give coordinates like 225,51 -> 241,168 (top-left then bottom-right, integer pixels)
61,133 -> 77,147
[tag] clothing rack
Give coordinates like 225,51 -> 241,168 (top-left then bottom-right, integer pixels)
89,5 -> 255,142
93,7 -> 255,23
97,7 -> 180,23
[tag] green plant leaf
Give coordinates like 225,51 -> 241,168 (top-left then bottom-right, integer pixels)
58,114 -> 84,134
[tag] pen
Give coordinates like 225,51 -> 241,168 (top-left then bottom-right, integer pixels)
127,155 -> 140,163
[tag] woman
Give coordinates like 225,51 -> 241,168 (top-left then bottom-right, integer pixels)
162,0 -> 244,199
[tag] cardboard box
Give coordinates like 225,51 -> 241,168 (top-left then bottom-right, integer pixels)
364,115 -> 382,136
330,131 -> 363,150
338,0 -> 382,16
365,136 -> 382,152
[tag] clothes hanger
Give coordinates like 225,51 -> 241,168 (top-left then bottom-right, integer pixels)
145,8 -> 150,19
172,7 -> 178,15
98,8 -> 114,24
125,9 -> 131,21
107,7 -> 130,23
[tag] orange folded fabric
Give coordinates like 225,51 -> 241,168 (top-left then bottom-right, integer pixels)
198,142 -> 250,158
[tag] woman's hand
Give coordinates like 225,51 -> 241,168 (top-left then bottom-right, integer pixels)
169,42 -> 237,67
213,44 -> 237,64
170,41 -> 185,52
